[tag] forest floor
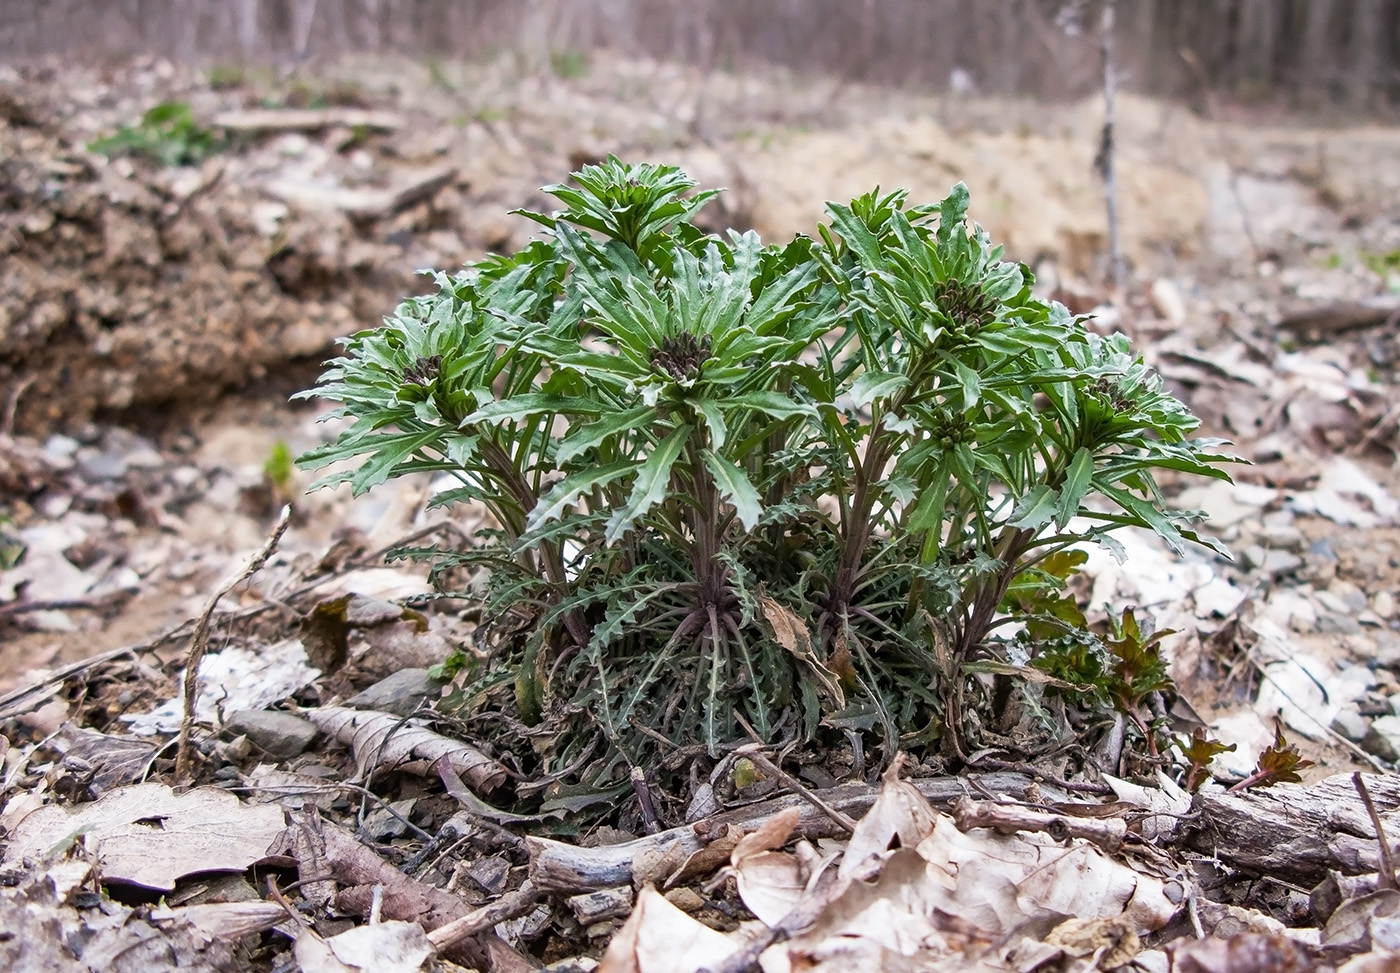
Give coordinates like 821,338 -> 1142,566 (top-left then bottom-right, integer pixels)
3,52 -> 1400,972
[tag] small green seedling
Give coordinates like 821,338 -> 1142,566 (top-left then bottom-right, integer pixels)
88,102 -> 221,167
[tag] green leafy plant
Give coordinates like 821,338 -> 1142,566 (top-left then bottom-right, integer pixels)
297,158 -> 1233,807
88,102 -> 221,167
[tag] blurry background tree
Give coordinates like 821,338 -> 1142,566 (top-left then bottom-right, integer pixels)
0,0 -> 1395,111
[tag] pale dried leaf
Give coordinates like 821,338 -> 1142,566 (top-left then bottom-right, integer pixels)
294,921 -> 435,973
3,783 -> 286,890
836,761 -> 941,880
732,850 -> 806,927
598,886 -> 740,973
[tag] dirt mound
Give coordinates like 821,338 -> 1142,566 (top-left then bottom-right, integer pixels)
0,66 -> 473,434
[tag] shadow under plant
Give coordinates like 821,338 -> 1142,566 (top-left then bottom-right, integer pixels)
297,159 -> 1236,819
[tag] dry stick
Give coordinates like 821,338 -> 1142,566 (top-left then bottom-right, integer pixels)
1353,772 -> 1399,891
426,886 -> 542,953
1097,0 -> 1124,289
733,743 -> 858,835
175,506 -> 292,780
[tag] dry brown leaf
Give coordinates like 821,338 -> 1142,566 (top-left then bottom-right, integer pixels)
758,596 -> 844,706
728,809 -> 817,926
3,783 -> 286,890
837,758 -> 941,880
597,886 -> 741,973
306,706 -> 507,793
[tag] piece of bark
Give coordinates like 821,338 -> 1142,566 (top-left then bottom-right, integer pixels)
264,165 -> 457,219
306,705 -> 508,793
212,108 -> 403,133
1276,295 -> 1400,338
529,771 -> 1043,894
1186,772 -> 1400,885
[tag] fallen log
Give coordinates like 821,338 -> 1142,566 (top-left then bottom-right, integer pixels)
211,107 -> 403,133
527,771 -> 1045,894
1185,772 -> 1400,886
1275,295 -> 1400,339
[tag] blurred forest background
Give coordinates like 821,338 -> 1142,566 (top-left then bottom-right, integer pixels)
2,0 -> 1397,110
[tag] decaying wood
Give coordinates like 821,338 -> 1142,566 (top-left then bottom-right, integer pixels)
1276,295 -> 1400,338
307,705 -> 509,793
528,772 -> 1044,894
211,107 -> 403,133
264,165 -> 457,218
950,795 -> 1127,852
1186,772 -> 1400,886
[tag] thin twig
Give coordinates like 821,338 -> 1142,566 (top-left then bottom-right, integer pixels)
1354,772 -> 1399,891
176,506 -> 292,780
731,722 -> 858,835
425,886 -> 541,952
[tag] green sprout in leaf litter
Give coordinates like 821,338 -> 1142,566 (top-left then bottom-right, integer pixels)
297,158 -> 1237,818
1229,720 -> 1314,792
1175,728 -> 1236,793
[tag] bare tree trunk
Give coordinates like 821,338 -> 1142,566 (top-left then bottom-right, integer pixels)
1098,0 -> 1124,288
1350,0 -> 1385,107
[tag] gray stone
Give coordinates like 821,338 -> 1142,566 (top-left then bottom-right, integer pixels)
1377,631 -> 1400,668
1241,546 -> 1303,579
1317,612 -> 1363,636
1256,524 -> 1305,552
1374,591 -> 1396,620
1363,715 -> 1400,763
1329,581 -> 1369,614
1331,707 -> 1370,743
346,667 -> 444,717
223,710 -> 319,760
75,448 -> 128,480
1309,537 -> 1338,561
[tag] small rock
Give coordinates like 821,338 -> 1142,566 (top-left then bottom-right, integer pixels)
1242,546 -> 1302,579
1363,715 -> 1400,763
1377,631 -> 1400,668
223,710 -> 319,760
1329,580 -> 1369,614
1256,524 -> 1305,552
75,448 -> 127,480
345,668 -> 444,717
362,797 -> 417,840
43,434 -> 80,459
664,888 -> 706,913
1331,708 -> 1370,742
1375,591 -> 1396,620
1315,590 -> 1354,616
1309,537 -> 1338,561
1317,612 -> 1363,636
